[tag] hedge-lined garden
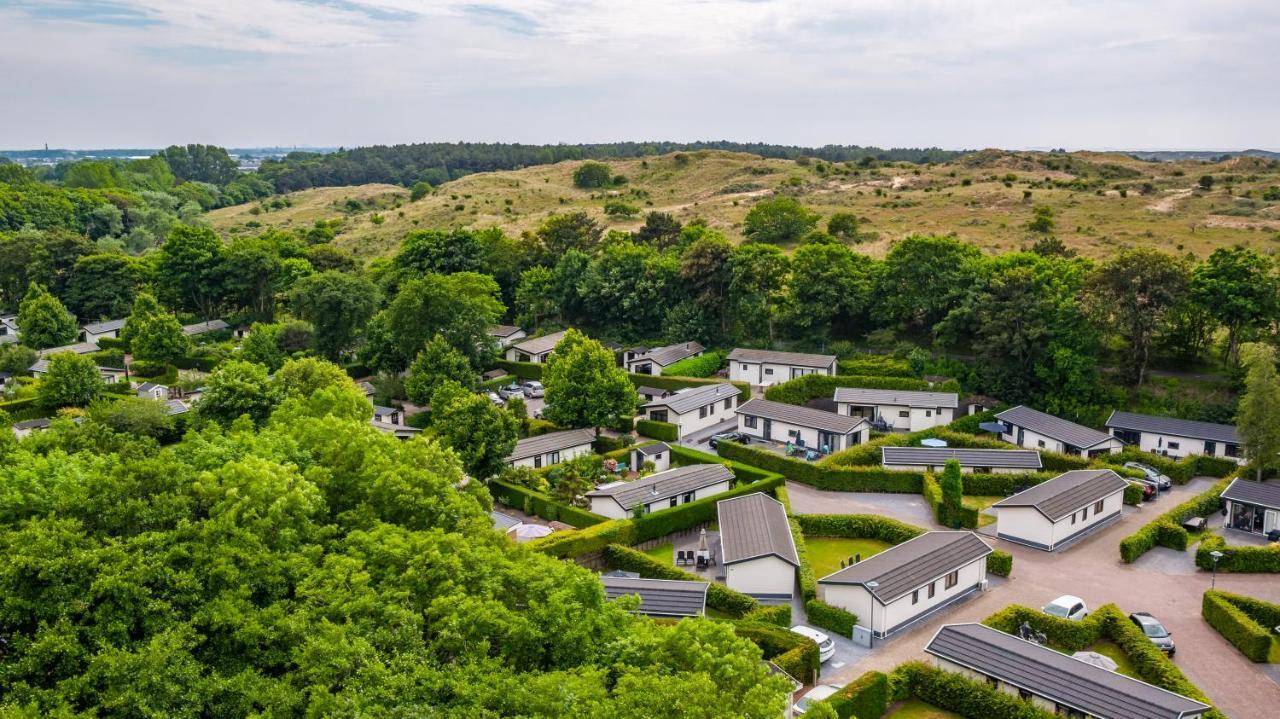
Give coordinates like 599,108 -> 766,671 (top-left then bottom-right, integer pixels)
820,663 -> 1057,719
1196,534 -> 1280,573
601,544 -> 763,619
1119,477 -> 1233,563
762,373 -> 949,406
731,622 -> 820,687
486,478 -> 607,527
788,514 -> 860,637
635,418 -> 677,441
824,670 -> 889,719
718,441 -> 925,492
1202,590 -> 1280,662
661,350 -> 724,378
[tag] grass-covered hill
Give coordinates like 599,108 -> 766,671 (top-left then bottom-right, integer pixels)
207,149 -> 1280,260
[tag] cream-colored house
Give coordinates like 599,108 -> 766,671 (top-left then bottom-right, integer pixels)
586,464 -> 733,520
489,325 -> 528,349
818,531 -> 992,638
505,427 -> 595,469
625,341 -> 705,376
718,493 -> 799,603
880,447 -> 1042,474
991,469 -> 1128,551
1220,478 -> 1280,537
726,348 -> 836,387
834,388 -> 958,432
994,405 -> 1122,458
736,398 -> 867,454
640,383 -> 739,440
505,330 -> 568,364
1105,410 -> 1244,465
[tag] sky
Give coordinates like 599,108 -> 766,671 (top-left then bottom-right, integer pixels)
1,0 -> 1277,151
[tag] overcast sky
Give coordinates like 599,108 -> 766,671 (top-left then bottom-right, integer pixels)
1,0 -> 1277,151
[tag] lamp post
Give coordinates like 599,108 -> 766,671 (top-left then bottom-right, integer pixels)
866,581 -> 880,649
1209,550 -> 1224,589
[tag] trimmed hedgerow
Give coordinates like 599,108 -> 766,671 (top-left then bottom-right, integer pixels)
893,661 -> 1056,719
493,359 -> 543,379
986,550 -> 1013,577
661,350 -> 725,378
922,472 -> 979,529
795,514 -> 925,544
487,478 -> 607,528
1202,590 -> 1278,662
824,670 -> 889,719
1119,476 -> 1232,563
805,599 -> 858,637
717,441 -> 924,492
600,544 -> 759,617
744,603 -> 792,627
1095,447 -> 1238,484
836,355 -> 914,377
1123,481 -> 1146,506
732,621 -> 820,686
668,443 -> 779,484
1196,534 -> 1280,573
983,604 -> 1101,652
763,373 -> 937,405
635,419 -> 677,441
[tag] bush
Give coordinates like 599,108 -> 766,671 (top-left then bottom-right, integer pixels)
127,360 -> 169,378
661,351 -> 724,378
946,408 -> 1004,435
493,359 -> 543,379
1196,534 -> 1280,573
635,419 -> 677,441
667,443 -> 779,484
1123,481 -> 1146,505
836,355 -> 913,377
824,670 -> 888,719
795,514 -> 926,544
593,434 -> 625,453
982,604 -> 1100,651
986,550 -> 1013,577
732,622 -> 819,686
1202,590 -> 1277,662
744,603 -> 792,627
923,472 -> 979,529
717,441 -> 924,493
525,418 -> 563,436
601,544 -> 759,617
487,478 -> 607,528
95,336 -> 125,350
1095,447 -> 1237,484
88,349 -> 126,368
763,373 -> 935,405
1119,477 -> 1232,563
805,599 -> 858,637
893,661 -> 1056,719
526,519 -> 639,559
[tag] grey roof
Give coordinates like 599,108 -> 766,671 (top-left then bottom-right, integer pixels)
489,324 -> 524,337
507,427 -> 596,461
587,464 -> 732,509
1221,478 -> 1280,511
490,510 -> 522,530
995,405 -> 1115,449
165,399 -> 189,416
482,369 -> 509,380
636,442 -> 670,456
510,329 -> 568,356
818,531 -> 991,603
0,334 -> 16,345
370,419 -> 421,435
635,385 -> 670,398
717,492 -> 799,567
28,360 -> 49,373
371,404 -> 397,416
601,576 -> 708,617
925,624 -> 1210,719
12,418 -> 51,431
834,387 -> 959,409
1105,410 -> 1239,444
991,469 -> 1128,521
182,319 -> 229,336
737,398 -> 868,435
82,318 -> 126,334
881,447 -> 1042,470
629,341 -> 705,367
644,383 -> 738,414
137,382 -> 167,392
38,341 -> 99,357
727,347 -> 836,369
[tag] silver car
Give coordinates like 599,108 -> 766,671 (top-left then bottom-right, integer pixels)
521,380 -> 545,398
1123,461 -> 1172,491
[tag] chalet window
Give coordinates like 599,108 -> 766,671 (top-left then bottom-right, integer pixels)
1094,500 -> 1104,514
925,410 -> 932,417
744,416 -> 758,429
986,676 -> 999,689
1168,441 -> 1180,450
898,410 -> 909,418
699,406 -> 708,419
927,582 -> 936,599
683,492 -> 693,503
669,497 -> 678,508
1225,443 -> 1240,458
788,430 -> 800,439
945,571 -> 958,589
1071,512 -> 1077,525
1018,689 -> 1032,701
911,590 -> 919,605
765,368 -> 774,375
740,364 -> 748,370
724,398 -> 733,411
534,455 -> 542,469
549,451 -> 560,465
1037,440 -> 1046,448
1081,506 -> 1088,520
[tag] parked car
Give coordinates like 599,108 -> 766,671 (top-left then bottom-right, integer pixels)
1129,612 -> 1175,655
790,625 -> 836,663
1130,480 -> 1156,501
1042,595 -> 1089,621
793,684 -> 842,715
521,380 -> 545,398
498,383 -> 525,400
1124,462 -> 1172,491
534,405 -> 549,420
483,391 -> 504,406
709,431 -> 751,449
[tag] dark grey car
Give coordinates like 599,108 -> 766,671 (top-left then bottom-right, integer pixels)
1130,612 -> 1175,655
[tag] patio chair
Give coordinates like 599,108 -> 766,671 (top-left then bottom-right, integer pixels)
696,555 -> 709,571
675,550 -> 688,566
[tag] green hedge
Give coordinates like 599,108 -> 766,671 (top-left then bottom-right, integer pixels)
493,359 -> 544,379
629,372 -> 752,403
795,514 -> 925,544
526,518 -> 639,559
668,443 -> 779,484
1095,447 -> 1238,484
946,408 -> 1004,435
837,355 -> 914,377
922,472 -> 980,529
744,603 -> 792,627
0,397 -> 37,414
600,544 -> 759,618
824,670 -> 889,719
804,599 -> 858,638
763,373 -> 938,405
1123,481 -> 1146,506
893,661 -> 1056,719
982,604 -> 1101,651
792,515 -> 818,600
661,350 -> 724,378
732,622 -> 819,686
1202,590 -> 1277,662
1196,534 -> 1280,573
986,550 -> 1013,577
1119,477 -> 1232,563
635,419 -> 678,441
718,441 -> 924,493
95,336 -> 125,350
487,478 -> 607,528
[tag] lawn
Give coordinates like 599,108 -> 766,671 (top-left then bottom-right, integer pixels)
806,537 -> 891,579
643,542 -> 674,566
1085,639 -> 1142,678
962,495 -> 1003,528
884,698 -> 963,719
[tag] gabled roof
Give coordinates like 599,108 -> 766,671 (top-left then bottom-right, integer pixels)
371,404 -> 397,416
37,341 -> 99,357
82,318 -> 126,334
510,329 -> 568,356
12,418 -> 51,431
137,382 -> 167,392
737,398 -> 867,435
165,399 -> 189,416
490,510 -> 522,530
727,347 -> 836,369
370,419 -> 421,435
587,464 -> 732,509
818,531 -> 991,603
635,385 -> 670,398
881,447 -> 1042,470
489,324 -> 524,338
834,387 -> 959,408
1105,410 -> 1238,444
601,575 -> 708,617
507,427 -> 596,462
1220,478 -> 1280,511
635,442 -> 670,456
925,623 -> 1210,719
717,492 -> 799,567
182,319 -> 229,336
629,341 -> 705,367
991,469 -> 1128,521
644,383 -> 738,414
995,405 -> 1115,449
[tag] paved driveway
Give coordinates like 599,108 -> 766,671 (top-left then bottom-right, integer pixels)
788,478 -> 1280,719
675,418 -> 737,450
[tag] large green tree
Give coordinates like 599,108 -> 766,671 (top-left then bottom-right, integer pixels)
1237,342 -> 1280,480
194,360 -> 281,427
680,231 -> 734,334
542,330 -> 635,431
579,242 -> 682,339
394,229 -> 487,277
728,244 -> 790,342
783,241 -> 875,341
430,381 -> 519,479
288,270 -> 380,362
877,235 -> 984,330
514,266 -> 559,333
742,197 -> 819,244
405,335 -> 476,405
37,352 -> 105,409
533,211 -> 603,260
64,253 -> 148,320
1189,246 -> 1277,363
1085,248 -> 1188,386
156,224 -> 226,318
367,272 -> 502,372
17,281 -> 77,349
130,313 -> 191,365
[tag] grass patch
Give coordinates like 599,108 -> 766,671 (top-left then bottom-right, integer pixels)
884,698 -> 963,719
963,495 -> 1002,527
1086,639 -> 1142,678
642,542 -> 673,565
806,537 -> 891,579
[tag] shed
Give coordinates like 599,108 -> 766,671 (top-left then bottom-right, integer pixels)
717,492 -> 799,603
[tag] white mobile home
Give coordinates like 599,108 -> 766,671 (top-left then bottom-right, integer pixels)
625,341 -> 705,376
505,427 -> 595,469
371,404 -> 404,426
81,318 -> 125,344
880,447 -> 1042,474
640,383 -> 739,440
991,469 -> 1128,551
37,341 -> 99,357
136,382 -> 170,401
601,575 -> 708,618
1220,478 -> 1280,537
505,329 -> 568,364
726,348 -> 836,387
818,531 -> 992,638
182,319 -> 230,337
994,405 -> 1122,458
1105,410 -> 1244,465
925,624 -> 1210,719
489,324 -> 528,349
718,492 -> 799,603
834,388 -> 959,432
736,398 -> 867,453
586,464 -> 733,520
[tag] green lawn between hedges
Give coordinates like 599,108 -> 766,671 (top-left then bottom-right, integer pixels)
883,699 -> 963,719
806,537 -> 892,579
961,495 -> 1002,527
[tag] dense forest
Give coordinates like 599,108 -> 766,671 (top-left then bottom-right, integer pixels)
257,141 -> 965,191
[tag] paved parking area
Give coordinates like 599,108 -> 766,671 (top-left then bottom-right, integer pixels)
789,478 -> 1280,719
675,418 -> 737,450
